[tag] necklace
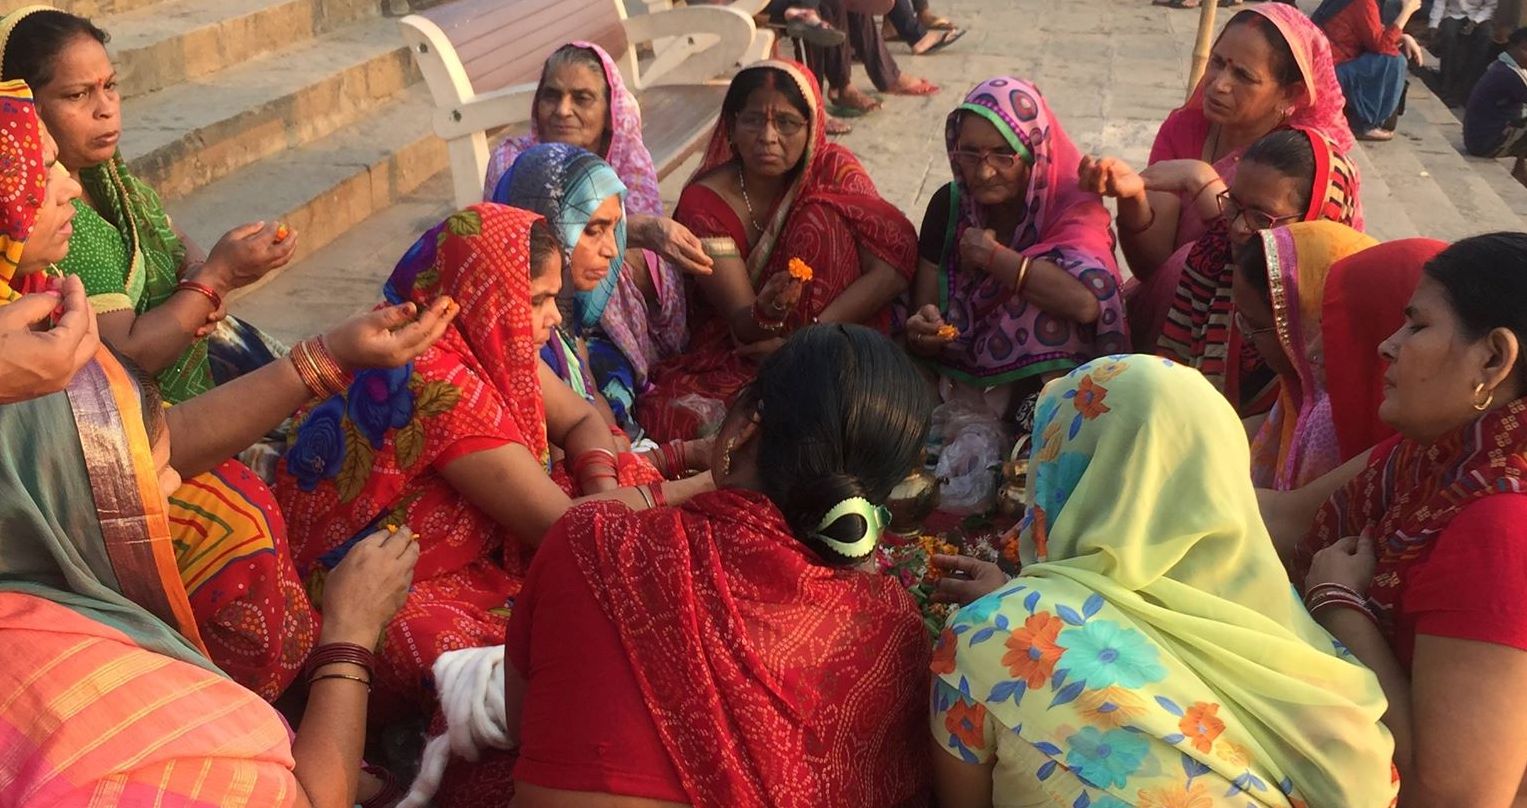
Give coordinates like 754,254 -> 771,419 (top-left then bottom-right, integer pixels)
737,165 -> 766,233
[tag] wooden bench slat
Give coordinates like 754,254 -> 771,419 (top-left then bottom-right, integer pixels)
638,84 -> 727,175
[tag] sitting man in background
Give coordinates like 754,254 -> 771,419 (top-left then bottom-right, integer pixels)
1464,26 -> 1527,180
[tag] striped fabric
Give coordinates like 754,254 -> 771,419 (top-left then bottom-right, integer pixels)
0,593 -> 297,808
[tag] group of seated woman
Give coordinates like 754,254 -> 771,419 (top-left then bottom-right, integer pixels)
6,1 -> 1527,807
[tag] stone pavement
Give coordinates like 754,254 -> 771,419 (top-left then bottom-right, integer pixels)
232,0 -> 1527,342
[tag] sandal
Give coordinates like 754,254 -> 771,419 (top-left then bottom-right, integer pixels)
913,27 -> 965,56
784,14 -> 847,48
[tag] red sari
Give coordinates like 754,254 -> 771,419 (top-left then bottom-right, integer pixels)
636,60 -> 917,442
516,491 -> 930,806
274,205 -> 658,722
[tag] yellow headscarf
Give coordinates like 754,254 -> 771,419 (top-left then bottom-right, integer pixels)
935,355 -> 1396,806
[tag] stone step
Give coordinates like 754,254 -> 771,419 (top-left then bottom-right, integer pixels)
0,0 -> 163,18
1346,141 -> 1419,244
167,86 -> 446,303
230,171 -> 454,344
1357,77 -> 1527,243
105,0 -> 380,99
123,15 -> 416,202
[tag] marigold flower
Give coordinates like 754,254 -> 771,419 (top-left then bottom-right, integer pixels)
787,257 -> 813,282
936,324 -> 959,340
275,224 -> 291,243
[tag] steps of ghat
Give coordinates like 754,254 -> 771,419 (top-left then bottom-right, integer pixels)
14,0 -> 446,291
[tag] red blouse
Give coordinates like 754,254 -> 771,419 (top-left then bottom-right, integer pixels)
1389,493 -> 1527,668
1321,0 -> 1403,64
507,524 -> 688,802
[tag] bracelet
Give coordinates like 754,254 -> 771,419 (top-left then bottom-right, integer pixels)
1188,178 -> 1223,206
176,279 -> 223,311
646,482 -> 667,508
1014,255 -> 1034,295
290,337 -> 351,399
572,448 -> 619,480
1304,582 -> 1366,601
1120,205 -> 1157,235
304,641 -> 375,680
635,484 -> 654,510
662,440 -> 686,480
752,300 -> 786,334
309,671 -> 372,691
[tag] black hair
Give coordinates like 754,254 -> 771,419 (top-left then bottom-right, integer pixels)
1423,232 -> 1527,384
1509,26 -> 1527,48
1225,10 -> 1304,87
752,324 -> 934,566
1,10 -> 110,88
109,348 -> 165,445
1234,230 -> 1272,303
527,218 -> 561,279
1241,129 -> 1316,214
721,66 -> 812,169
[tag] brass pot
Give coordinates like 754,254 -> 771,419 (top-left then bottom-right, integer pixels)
886,462 -> 940,534
993,434 -> 1031,521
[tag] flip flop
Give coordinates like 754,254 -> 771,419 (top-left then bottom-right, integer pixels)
785,16 -> 848,48
913,27 -> 965,56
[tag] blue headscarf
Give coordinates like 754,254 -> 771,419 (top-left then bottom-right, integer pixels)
491,142 -> 628,335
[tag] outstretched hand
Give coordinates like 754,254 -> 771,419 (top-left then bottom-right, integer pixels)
322,296 -> 459,372
0,275 -> 101,403
930,554 -> 1010,605
1078,155 -> 1146,200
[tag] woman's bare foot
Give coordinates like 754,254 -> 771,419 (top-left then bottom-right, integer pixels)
826,115 -> 853,136
889,74 -> 940,95
1356,127 -> 1396,141
831,85 -> 882,112
918,8 -> 955,29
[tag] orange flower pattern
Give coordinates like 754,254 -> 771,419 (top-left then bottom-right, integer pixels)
1179,701 -> 1225,753
931,628 -> 957,675
1071,374 -> 1111,420
1137,781 -> 1214,808
1001,611 -> 1064,687
943,696 -> 988,752
1076,685 -> 1147,729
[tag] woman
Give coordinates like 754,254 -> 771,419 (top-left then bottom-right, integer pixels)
1,6 -> 294,404
1083,5 -> 1356,347
1298,232 -> 1527,804
903,77 -> 1127,409
491,142 -> 644,436
1234,221 -> 1378,489
0,354 -> 419,808
1235,224 -> 1448,490
1154,127 -> 1361,415
274,204 -> 712,723
483,42 -> 706,379
636,60 -> 918,442
931,355 -> 1398,808
478,324 -> 933,808
1315,0 -> 1425,140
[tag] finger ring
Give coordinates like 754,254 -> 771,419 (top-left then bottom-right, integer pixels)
770,301 -> 786,314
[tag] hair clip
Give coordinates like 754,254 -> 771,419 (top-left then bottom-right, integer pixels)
811,496 -> 889,558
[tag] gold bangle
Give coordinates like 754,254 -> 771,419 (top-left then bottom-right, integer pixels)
1014,255 -> 1033,294
309,671 -> 372,691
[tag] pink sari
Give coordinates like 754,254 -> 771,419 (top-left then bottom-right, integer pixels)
483,42 -> 684,383
1130,4 -> 1358,350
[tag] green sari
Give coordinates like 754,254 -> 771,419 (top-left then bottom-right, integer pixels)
60,153 -> 211,403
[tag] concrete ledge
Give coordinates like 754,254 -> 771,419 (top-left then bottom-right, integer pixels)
124,19 -> 417,201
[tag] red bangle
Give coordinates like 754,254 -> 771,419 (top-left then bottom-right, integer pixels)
572,448 -> 618,480
646,482 -> 667,508
177,279 -> 223,311
304,642 -> 375,680
662,440 -> 685,479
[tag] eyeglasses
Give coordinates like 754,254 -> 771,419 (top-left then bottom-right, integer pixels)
734,112 -> 807,137
951,149 -> 1024,171
1217,190 -> 1302,232
1234,310 -> 1276,339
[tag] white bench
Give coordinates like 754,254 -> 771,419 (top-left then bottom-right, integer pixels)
400,0 -> 772,209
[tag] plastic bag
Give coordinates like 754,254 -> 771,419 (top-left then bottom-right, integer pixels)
930,399 -> 1009,515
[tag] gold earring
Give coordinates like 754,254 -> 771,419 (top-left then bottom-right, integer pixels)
1473,382 -> 1495,412
721,437 -> 737,478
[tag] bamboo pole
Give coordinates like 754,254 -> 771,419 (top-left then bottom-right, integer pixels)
1186,1 -> 1218,102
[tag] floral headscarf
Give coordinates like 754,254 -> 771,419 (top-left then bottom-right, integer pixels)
933,355 -> 1396,807
492,142 -> 627,334
931,77 -> 1128,385
0,79 -> 47,301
